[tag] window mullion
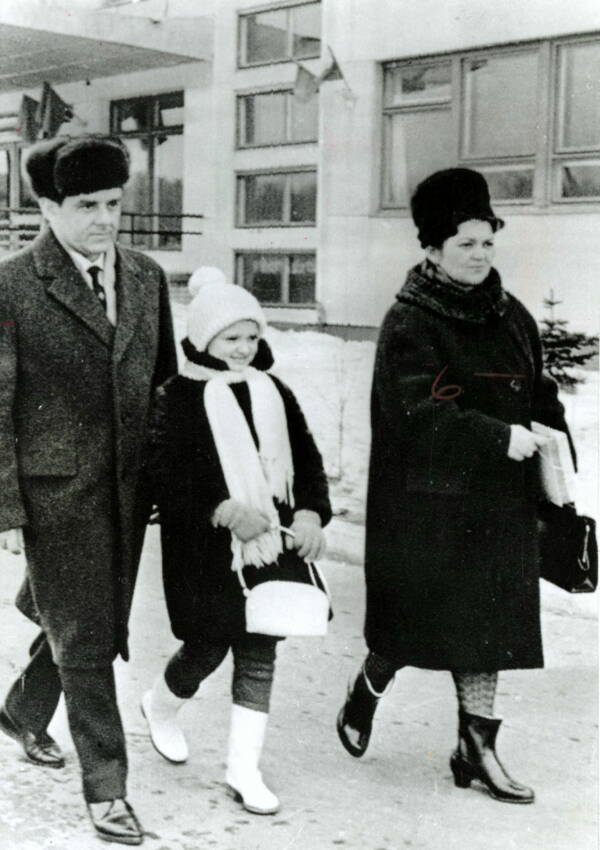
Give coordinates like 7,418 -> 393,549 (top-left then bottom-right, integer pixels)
287,7 -> 293,60
148,133 -> 158,249
239,16 -> 247,67
282,256 -> 290,303
534,40 -> 553,207
455,55 -> 467,162
237,97 -> 244,147
238,177 -> 245,227
285,92 -> 292,143
283,174 -> 291,224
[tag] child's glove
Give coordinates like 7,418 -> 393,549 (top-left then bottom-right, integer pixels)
286,510 -> 326,561
212,499 -> 271,542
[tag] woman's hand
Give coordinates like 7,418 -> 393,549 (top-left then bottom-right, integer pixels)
212,499 -> 271,542
286,510 -> 326,561
507,425 -> 547,462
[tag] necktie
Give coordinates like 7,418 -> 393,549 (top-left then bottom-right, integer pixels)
88,265 -> 106,310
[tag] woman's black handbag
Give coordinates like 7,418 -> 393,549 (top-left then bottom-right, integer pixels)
538,502 -> 597,593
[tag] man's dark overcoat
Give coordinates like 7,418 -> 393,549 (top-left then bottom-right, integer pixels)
0,228 -> 177,667
364,264 -> 572,672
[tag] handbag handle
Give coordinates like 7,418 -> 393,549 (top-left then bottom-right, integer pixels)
236,526 -> 295,596
579,522 -> 591,572
236,526 -> 331,603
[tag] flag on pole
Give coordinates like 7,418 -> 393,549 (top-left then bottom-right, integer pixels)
318,55 -> 343,84
293,48 -> 355,104
36,82 -> 74,139
293,64 -> 320,102
17,95 -> 41,144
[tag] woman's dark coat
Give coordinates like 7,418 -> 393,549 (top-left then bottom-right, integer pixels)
364,264 -> 572,672
148,369 -> 331,642
0,229 -> 177,667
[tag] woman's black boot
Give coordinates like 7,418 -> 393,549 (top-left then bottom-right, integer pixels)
450,710 -> 534,803
336,669 -> 387,758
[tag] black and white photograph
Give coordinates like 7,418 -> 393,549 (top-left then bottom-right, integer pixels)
0,1 -> 598,848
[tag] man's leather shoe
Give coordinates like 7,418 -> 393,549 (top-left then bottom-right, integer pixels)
0,707 -> 65,768
88,799 -> 144,846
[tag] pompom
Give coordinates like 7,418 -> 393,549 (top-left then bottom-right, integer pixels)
188,266 -> 228,297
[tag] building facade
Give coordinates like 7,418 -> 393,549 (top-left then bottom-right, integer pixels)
0,0 -> 598,333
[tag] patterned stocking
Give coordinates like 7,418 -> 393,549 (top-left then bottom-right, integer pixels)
452,671 -> 498,716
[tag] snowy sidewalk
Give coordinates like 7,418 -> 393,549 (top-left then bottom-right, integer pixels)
0,523 -> 597,850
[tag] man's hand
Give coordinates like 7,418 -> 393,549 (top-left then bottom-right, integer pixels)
286,510 -> 326,561
0,528 -> 24,554
507,424 -> 547,462
212,499 -> 271,542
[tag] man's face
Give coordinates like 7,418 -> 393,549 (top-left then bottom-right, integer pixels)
43,187 -> 123,259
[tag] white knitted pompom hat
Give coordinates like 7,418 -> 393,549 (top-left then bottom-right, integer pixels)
186,266 -> 267,352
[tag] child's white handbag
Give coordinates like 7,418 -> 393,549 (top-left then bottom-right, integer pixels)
237,529 -> 330,637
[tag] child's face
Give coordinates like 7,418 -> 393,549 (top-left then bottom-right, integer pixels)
207,320 -> 260,371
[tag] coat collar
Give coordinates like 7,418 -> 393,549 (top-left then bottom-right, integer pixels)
32,227 -> 143,361
397,260 -> 510,325
112,244 -> 143,364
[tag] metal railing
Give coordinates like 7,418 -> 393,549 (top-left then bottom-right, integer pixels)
0,208 -> 203,253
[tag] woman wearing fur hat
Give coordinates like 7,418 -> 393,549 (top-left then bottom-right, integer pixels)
142,268 -> 331,815
336,168 -> 574,804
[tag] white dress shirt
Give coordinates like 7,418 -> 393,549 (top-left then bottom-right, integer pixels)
61,241 -> 118,326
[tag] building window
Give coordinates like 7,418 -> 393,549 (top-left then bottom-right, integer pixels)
381,35 -> 600,209
111,91 -> 184,248
237,169 -> 317,226
238,2 -> 321,68
236,251 -> 316,304
237,89 -> 318,147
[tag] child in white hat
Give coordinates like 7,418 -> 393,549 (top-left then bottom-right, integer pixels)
142,268 -> 331,814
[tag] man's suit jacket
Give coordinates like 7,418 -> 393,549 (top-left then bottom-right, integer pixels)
0,228 -> 177,666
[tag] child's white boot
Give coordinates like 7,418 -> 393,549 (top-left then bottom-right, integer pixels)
141,675 -> 189,763
225,704 -> 280,815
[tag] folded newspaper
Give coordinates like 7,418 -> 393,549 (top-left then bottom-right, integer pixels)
531,421 -> 576,506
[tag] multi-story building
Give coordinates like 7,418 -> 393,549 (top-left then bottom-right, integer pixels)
0,0 -> 598,334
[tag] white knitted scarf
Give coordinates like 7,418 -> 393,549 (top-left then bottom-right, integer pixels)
183,360 -> 295,571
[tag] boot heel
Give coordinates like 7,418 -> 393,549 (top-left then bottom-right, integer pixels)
450,753 -> 473,788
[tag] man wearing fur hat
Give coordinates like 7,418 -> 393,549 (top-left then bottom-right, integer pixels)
0,136 -> 177,845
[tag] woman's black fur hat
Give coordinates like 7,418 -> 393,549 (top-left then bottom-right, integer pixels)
411,167 -> 504,248
24,136 -> 129,202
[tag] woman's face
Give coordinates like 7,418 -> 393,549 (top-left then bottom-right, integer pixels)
207,319 -> 260,371
428,219 -> 496,285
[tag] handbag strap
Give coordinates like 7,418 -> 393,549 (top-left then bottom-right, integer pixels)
579,521 -> 592,572
236,526 -> 331,602
308,561 -> 331,603
236,525 -> 295,596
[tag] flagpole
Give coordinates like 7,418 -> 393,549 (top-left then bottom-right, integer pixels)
326,44 -> 354,99
327,44 -> 358,106
70,113 -> 88,128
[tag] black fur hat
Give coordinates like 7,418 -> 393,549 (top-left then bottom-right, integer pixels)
24,136 -> 129,202
410,168 -> 503,248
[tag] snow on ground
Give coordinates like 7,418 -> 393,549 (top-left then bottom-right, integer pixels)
172,302 -> 598,525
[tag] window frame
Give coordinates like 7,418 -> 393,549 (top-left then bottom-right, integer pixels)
110,91 -> 184,250
237,1 -> 321,69
380,33 -> 600,213
550,36 -> 600,204
235,249 -> 317,306
236,166 -> 317,228
236,86 -> 319,148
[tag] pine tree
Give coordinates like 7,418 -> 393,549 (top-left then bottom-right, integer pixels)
540,290 -> 598,389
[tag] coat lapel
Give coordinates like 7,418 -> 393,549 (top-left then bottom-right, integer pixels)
112,245 -> 143,365
33,229 -> 114,348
